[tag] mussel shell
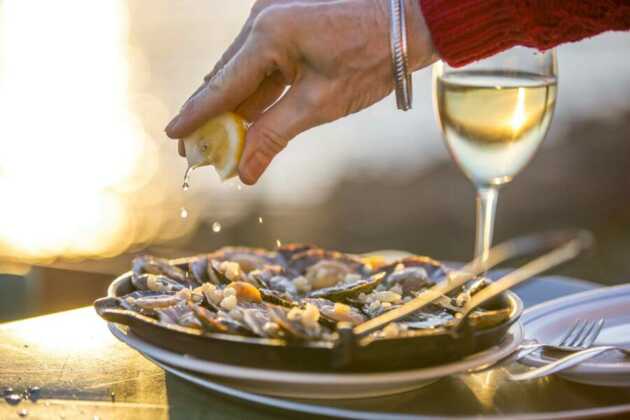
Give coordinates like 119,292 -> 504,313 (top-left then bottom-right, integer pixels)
188,304 -> 230,333
288,249 -> 368,276
132,255 -> 189,285
268,305 -> 325,341
467,307 -> 512,329
190,302 -> 256,335
277,243 -> 320,264
156,301 -> 202,329
208,260 -> 239,285
454,277 -> 491,307
304,298 -> 366,326
308,272 -> 385,302
266,275 -> 298,296
118,291 -> 182,318
380,267 -> 435,295
377,256 -> 446,282
250,266 -> 297,289
188,256 -> 209,285
401,309 -> 455,330
240,306 -> 284,338
131,273 -> 185,293
259,288 -> 296,308
207,247 -> 280,273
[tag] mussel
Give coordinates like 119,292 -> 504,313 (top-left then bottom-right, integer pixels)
132,255 -> 189,285
308,272 -> 385,301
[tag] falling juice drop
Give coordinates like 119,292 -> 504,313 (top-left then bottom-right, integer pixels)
276,239 -> 282,248
182,166 -> 195,191
212,222 -> 222,233
258,217 -> 263,224
180,207 -> 188,219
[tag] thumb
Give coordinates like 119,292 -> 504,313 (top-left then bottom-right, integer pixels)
238,87 -> 321,185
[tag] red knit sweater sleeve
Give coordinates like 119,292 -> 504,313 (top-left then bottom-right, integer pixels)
420,0 -> 630,67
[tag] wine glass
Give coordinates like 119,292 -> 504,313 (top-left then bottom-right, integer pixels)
432,48 -> 558,264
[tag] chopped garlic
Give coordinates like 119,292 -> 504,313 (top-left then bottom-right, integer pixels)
368,300 -> 381,312
292,276 -> 311,293
228,308 -> 243,321
220,261 -> 242,281
220,295 -> 237,311
334,302 -> 351,316
302,303 -> 320,328
263,322 -> 280,336
287,307 -> 302,321
374,291 -> 402,303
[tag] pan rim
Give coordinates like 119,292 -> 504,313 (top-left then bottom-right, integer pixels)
108,321 -> 523,383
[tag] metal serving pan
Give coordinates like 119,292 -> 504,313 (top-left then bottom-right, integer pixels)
95,230 -> 590,373
95,258 -> 522,373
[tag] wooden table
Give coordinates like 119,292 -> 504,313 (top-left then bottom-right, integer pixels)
2,277 -> 630,419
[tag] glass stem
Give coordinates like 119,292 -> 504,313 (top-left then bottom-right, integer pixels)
475,187 -> 499,265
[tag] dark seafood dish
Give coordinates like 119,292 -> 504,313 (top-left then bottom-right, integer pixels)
102,244 -> 513,343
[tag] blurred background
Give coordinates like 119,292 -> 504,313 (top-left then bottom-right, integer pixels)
0,0 -> 629,322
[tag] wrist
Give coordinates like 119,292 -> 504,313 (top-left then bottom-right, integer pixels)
404,0 -> 439,71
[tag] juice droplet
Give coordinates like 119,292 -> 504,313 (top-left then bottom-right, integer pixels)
26,386 -> 40,402
212,222 -> 222,233
236,184 -> 242,191
180,207 -> 188,219
275,239 -> 282,248
258,217 -> 263,224
182,166 -> 195,191
4,393 -> 21,405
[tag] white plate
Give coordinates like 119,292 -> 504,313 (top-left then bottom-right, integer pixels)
148,356 -> 630,420
521,284 -> 630,386
109,322 -> 523,399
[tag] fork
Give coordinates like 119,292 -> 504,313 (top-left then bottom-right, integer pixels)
515,318 -> 606,360
508,318 -> 630,381
469,319 -> 604,374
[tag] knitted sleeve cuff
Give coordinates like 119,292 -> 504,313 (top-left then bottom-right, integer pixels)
419,0 -> 525,67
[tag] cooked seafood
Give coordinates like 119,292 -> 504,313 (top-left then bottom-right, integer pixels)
109,244 -> 511,342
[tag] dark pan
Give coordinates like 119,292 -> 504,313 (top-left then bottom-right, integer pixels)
95,257 -> 523,373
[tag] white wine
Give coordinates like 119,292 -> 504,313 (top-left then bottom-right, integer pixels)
435,70 -> 557,187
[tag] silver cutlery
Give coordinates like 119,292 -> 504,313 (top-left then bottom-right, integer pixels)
469,318 -> 603,373
516,318 -> 606,359
509,318 -> 630,381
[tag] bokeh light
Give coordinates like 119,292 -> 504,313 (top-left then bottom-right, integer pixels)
0,0 -> 195,263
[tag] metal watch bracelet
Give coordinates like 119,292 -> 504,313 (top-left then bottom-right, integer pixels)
389,0 -> 413,111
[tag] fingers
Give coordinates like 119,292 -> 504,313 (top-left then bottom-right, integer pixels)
165,38 -> 275,139
175,72 -> 285,158
236,71 -> 286,121
238,86 -> 322,185
180,3 -> 265,111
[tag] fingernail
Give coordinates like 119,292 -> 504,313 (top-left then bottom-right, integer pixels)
239,152 -> 265,185
165,114 -> 180,134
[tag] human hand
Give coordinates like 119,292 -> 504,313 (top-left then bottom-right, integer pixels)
165,0 -> 437,185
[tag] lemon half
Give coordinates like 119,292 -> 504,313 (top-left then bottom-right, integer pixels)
183,112 -> 247,181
